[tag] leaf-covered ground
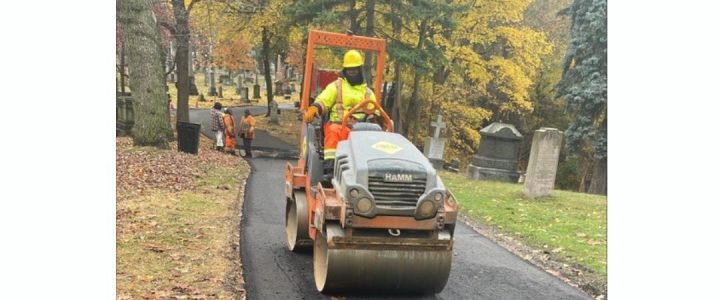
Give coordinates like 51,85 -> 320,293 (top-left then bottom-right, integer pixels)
117,136 -> 250,299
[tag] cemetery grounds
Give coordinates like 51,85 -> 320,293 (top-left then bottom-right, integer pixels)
441,171 -> 607,296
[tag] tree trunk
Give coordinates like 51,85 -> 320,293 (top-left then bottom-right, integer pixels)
391,7 -> 403,135
262,26 -> 273,117
391,65 -> 403,134
118,0 -> 171,148
171,0 -> 190,124
363,0 -> 375,85
120,41 -> 127,94
408,19 -> 428,144
349,0 -> 360,33
588,156 -> 607,195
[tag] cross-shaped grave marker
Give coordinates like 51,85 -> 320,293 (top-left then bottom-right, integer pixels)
430,115 -> 446,139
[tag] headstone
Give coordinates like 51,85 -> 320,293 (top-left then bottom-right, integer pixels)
253,84 -> 261,99
241,87 -> 249,102
423,115 -> 447,169
269,100 -> 279,124
274,81 -> 283,97
116,95 -> 134,136
189,76 -> 199,96
236,75 -> 243,94
523,128 -> 563,198
467,122 -> 523,182
208,68 -> 217,96
217,85 -> 223,98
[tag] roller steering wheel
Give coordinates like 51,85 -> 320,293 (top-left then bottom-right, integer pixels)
341,99 -> 394,132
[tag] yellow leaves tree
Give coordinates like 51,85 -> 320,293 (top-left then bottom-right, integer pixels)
453,1 -> 551,117
214,33 -> 256,72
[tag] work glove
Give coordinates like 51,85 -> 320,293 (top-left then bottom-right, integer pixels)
303,106 -> 319,123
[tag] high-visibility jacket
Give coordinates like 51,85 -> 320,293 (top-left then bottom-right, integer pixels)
313,78 -> 376,123
313,78 -> 377,161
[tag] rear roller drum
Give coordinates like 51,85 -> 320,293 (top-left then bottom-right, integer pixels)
285,191 -> 312,251
313,224 -> 453,294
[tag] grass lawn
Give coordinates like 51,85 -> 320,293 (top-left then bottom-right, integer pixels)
439,170 -> 607,280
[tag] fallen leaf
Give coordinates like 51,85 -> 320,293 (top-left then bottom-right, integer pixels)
145,244 -> 170,253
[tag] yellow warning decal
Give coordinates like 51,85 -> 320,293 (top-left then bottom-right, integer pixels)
372,141 -> 402,154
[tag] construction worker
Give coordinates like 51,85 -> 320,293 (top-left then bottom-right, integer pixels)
303,49 -> 378,181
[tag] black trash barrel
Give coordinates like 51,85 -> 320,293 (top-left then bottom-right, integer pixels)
177,122 -> 201,154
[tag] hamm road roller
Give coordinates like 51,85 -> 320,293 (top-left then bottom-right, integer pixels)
284,30 -> 458,294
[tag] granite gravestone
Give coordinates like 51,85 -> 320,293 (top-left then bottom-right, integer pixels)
423,115 -> 447,169
253,84 -> 261,99
523,128 -> 563,198
116,95 -> 134,136
236,74 -> 244,94
467,122 -> 523,182
241,87 -> 249,102
270,100 -> 279,124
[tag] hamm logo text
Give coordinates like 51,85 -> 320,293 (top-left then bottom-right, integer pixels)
384,173 -> 413,182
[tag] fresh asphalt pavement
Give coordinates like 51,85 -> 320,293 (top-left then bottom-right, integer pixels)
241,157 -> 592,300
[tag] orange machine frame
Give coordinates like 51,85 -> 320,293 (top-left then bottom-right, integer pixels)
297,30 -> 387,172
291,30 -> 388,240
300,30 -> 386,111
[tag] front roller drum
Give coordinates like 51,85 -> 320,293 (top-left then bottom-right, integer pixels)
314,224 -> 452,294
285,191 -> 312,251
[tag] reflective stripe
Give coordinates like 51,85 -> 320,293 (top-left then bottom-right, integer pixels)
324,149 -> 336,160
335,79 -> 343,120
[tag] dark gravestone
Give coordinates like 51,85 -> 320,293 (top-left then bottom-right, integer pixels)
208,69 -> 217,96
116,95 -> 135,136
467,122 -> 523,182
218,85 -> 223,98
269,100 -> 279,124
189,76 -> 199,96
253,84 -> 261,99
241,87 -> 249,102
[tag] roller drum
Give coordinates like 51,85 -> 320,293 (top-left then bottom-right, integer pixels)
314,225 -> 452,294
286,191 -> 312,251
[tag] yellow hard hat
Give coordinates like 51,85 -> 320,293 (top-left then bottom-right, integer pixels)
343,50 -> 364,68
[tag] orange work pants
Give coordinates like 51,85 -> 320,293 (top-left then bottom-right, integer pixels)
323,123 -> 350,160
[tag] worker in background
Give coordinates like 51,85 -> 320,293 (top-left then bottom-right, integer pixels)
303,49 -> 378,182
239,109 -> 256,158
210,102 -> 225,151
223,108 -> 237,155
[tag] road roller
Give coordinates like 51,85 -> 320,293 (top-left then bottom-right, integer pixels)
284,30 -> 458,294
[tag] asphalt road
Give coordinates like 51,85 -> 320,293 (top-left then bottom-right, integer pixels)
187,106 -> 270,139
187,105 -> 299,156
241,158 -> 591,300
